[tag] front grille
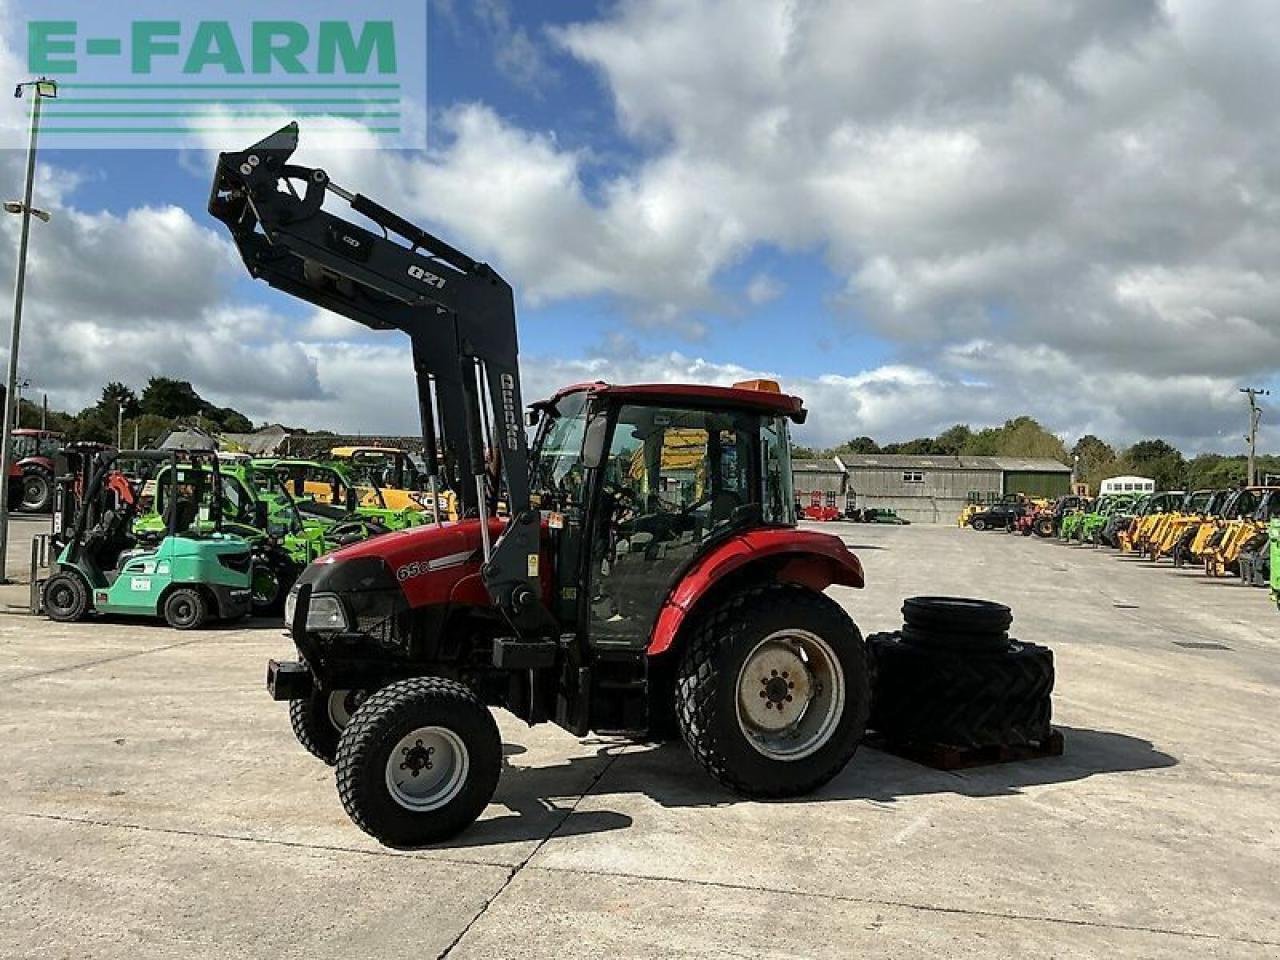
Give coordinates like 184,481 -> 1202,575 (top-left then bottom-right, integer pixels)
219,551 -> 252,573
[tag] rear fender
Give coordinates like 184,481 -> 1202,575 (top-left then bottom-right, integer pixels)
647,528 -> 863,656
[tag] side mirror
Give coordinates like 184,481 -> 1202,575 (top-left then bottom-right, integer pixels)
582,414 -> 610,469
525,409 -> 540,427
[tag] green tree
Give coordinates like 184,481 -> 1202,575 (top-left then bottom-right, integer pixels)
1072,434 -> 1116,492
840,436 -> 880,454
934,424 -> 972,456
121,414 -> 176,449
98,382 -> 140,420
140,377 -> 204,419
1119,438 -> 1185,490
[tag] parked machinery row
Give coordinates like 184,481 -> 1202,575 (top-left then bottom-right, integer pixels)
37,444 -> 442,629
962,483 -> 1280,610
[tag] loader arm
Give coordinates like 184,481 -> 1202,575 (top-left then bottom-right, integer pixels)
208,123 -> 554,638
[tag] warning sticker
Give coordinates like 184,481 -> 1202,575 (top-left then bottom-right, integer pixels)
527,554 -> 539,577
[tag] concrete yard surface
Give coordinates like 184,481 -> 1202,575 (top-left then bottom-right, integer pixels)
1,521 -> 1277,958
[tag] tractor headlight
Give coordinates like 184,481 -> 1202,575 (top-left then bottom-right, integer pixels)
305,594 -> 349,633
283,588 -> 349,633
283,586 -> 298,627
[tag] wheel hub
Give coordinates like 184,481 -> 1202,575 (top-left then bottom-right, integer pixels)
735,629 -> 845,760
384,725 -> 469,812
400,740 -> 435,776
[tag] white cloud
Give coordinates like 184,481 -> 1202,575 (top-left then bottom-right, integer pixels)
745,272 -> 783,305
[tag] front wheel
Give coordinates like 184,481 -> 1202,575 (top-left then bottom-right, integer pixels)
251,558 -> 297,617
43,571 -> 89,622
335,677 -> 502,847
674,584 -> 870,798
971,518 -> 987,531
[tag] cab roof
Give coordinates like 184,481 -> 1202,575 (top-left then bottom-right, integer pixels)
545,381 -> 807,423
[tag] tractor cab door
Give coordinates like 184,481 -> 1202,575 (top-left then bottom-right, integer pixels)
584,402 -> 790,651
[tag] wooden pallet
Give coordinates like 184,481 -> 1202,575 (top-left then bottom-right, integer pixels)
866,728 -> 1065,771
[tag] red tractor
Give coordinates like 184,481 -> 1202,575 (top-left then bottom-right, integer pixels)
8,428 -> 63,513
211,125 -> 871,847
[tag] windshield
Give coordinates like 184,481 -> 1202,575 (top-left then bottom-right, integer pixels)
11,434 -> 59,459
530,391 -> 589,508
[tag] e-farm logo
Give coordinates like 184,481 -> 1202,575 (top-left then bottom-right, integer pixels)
11,0 -> 426,150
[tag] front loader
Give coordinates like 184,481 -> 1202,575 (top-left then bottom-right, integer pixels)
210,124 -> 870,846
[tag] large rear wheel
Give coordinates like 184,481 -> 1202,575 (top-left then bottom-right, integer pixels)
335,677 -> 502,847
19,468 -> 53,513
675,584 -> 869,798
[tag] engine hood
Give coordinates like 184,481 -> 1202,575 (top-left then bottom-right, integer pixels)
301,517 -> 507,608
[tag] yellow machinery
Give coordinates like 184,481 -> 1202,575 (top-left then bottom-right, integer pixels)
1118,491 -> 1187,554
1203,488 -> 1280,577
1148,490 -> 1221,562
329,446 -> 432,513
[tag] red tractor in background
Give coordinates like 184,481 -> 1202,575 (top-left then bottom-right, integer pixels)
211,124 -> 871,847
7,428 -> 63,513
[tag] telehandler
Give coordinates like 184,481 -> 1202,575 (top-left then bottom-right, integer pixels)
211,124 -> 870,846
1203,487 -> 1280,578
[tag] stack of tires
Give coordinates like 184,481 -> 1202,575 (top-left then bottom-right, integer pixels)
867,597 -> 1054,750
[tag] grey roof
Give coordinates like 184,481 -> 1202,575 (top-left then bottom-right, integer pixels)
989,456 -> 1072,473
792,457 -> 846,474
222,424 -> 291,456
841,453 -> 1070,473
157,425 -> 218,450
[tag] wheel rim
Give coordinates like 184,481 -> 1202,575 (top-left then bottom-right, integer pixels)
49,581 -> 75,613
735,629 -> 845,761
384,725 -> 469,812
172,597 -> 194,624
22,476 -> 47,509
326,689 -> 359,731
252,569 -> 280,606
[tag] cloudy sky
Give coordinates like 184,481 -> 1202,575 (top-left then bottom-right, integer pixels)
2,0 -> 1278,452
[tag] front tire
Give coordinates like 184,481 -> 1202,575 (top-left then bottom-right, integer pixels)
335,677 -> 502,847
674,584 -> 870,798
971,518 -> 987,531
289,688 -> 364,764
43,571 -> 89,622
163,587 -> 208,630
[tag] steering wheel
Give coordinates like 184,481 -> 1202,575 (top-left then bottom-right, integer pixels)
328,514 -> 390,546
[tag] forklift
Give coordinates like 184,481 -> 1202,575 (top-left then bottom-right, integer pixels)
41,450 -> 254,630
210,125 -> 868,846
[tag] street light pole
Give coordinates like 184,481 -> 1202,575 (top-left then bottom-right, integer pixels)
0,79 -> 56,583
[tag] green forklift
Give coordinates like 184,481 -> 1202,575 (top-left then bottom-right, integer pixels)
41,450 -> 254,629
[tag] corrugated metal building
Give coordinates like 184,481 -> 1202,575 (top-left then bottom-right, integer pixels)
838,454 -> 1071,524
792,457 -> 849,496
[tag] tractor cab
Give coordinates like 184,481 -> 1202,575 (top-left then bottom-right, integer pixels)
528,380 -> 799,650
